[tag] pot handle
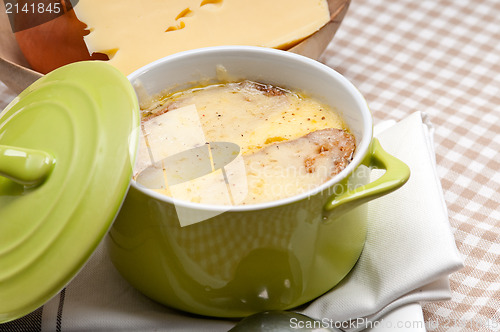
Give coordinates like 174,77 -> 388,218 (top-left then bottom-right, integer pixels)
323,138 -> 410,220
0,145 -> 55,186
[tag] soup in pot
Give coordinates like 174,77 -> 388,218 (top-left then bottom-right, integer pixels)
134,80 -> 355,205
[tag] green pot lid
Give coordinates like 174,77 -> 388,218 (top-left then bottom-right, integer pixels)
0,61 -> 140,322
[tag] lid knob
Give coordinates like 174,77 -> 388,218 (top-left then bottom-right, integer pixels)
0,145 -> 55,186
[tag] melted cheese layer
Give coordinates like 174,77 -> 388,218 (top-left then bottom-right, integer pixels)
144,81 -> 345,155
134,81 -> 351,206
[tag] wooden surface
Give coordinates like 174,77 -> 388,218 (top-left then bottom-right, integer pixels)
289,0 -> 350,59
0,0 -> 29,66
0,0 -> 349,93
0,0 -> 42,93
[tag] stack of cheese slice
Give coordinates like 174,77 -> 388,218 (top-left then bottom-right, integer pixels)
73,0 -> 330,74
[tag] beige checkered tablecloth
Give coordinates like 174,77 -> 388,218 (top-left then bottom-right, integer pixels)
0,0 -> 499,331
317,0 -> 500,331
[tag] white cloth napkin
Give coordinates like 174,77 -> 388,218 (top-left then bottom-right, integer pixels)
301,111 -> 464,331
6,111 -> 464,332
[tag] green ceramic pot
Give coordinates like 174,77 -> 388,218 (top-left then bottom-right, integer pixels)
0,47 -> 409,322
108,46 -> 410,318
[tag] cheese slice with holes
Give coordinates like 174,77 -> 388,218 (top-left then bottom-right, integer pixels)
73,0 -> 330,74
